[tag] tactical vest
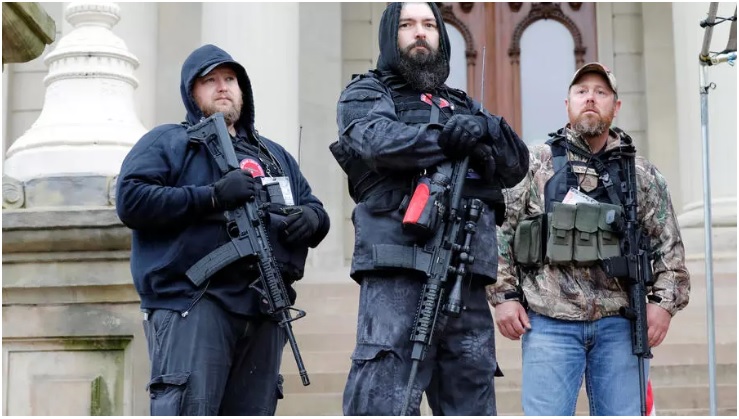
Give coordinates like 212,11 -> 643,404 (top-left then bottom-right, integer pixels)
514,130 -> 628,268
330,72 -> 501,212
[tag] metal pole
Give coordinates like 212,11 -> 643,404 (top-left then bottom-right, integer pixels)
698,65 -> 718,416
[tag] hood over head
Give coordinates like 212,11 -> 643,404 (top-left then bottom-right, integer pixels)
376,2 -> 451,76
180,44 -> 256,137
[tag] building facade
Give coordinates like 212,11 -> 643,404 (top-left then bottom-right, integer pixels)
2,2 -> 736,415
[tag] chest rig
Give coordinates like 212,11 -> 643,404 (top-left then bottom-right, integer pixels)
515,129 -> 632,269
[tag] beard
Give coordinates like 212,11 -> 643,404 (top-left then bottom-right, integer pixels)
200,98 -> 243,127
397,40 -> 449,92
571,110 -> 613,138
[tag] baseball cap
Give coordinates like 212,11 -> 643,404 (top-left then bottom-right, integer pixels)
199,60 -> 241,77
569,62 -> 618,94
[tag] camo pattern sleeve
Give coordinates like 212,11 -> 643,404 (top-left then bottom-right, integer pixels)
486,146 -> 545,306
635,156 -> 690,316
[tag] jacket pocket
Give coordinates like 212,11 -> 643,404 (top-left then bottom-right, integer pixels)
350,343 -> 394,363
573,203 -> 600,266
545,202 -> 576,265
147,372 -> 190,416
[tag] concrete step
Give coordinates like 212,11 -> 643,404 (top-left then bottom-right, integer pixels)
278,359 -> 736,399
276,393 -> 344,416
276,393 -> 739,416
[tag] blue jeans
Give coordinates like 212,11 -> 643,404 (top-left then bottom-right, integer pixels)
521,311 -> 649,416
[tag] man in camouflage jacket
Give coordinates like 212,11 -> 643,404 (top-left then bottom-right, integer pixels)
488,63 -> 689,415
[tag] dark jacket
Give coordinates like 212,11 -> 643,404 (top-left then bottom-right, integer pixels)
117,44 -> 329,314
331,2 -> 529,284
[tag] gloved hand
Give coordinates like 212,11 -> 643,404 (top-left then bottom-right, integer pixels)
279,205 -> 320,246
212,169 -> 260,210
469,143 -> 497,183
438,114 -> 485,158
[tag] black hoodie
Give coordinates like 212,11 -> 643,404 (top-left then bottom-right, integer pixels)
331,3 -> 530,284
376,2 -> 451,77
117,44 -> 329,315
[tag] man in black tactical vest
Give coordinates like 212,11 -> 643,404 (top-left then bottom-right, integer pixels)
330,2 -> 530,415
116,44 -> 330,415
490,63 -> 690,415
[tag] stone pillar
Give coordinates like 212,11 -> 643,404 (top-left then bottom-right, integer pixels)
297,3 -> 346,275
641,3 -> 681,208
2,2 -> 150,415
672,3 -> 737,267
200,3 -> 300,158
2,2 -> 146,208
113,2 -> 158,130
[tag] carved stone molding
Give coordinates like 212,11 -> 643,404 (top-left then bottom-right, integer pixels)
509,3 -> 524,13
508,2 -> 587,67
439,4 -> 477,66
3,175 -> 25,209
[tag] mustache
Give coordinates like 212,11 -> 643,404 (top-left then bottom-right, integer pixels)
404,39 -> 433,54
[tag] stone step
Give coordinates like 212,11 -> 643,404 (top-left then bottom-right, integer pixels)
495,383 -> 737,416
275,393 -> 344,416
275,384 -> 737,416
652,407 -> 737,416
279,359 -> 736,398
280,333 -> 736,372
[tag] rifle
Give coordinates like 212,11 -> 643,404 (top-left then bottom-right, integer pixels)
601,130 -> 655,415
399,156 -> 483,415
399,46 -> 490,415
185,113 -> 310,386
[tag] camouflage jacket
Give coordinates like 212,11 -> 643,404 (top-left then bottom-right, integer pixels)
487,127 -> 690,320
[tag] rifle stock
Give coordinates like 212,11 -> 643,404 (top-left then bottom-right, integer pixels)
186,113 -> 310,386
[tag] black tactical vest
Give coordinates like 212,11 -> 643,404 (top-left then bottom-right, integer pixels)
544,129 -> 626,212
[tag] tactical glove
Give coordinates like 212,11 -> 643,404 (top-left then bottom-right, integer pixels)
212,169 -> 260,210
469,143 -> 497,183
279,205 -> 320,246
438,114 -> 485,158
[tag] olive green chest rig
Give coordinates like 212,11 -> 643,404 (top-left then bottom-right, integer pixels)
514,128 -> 637,268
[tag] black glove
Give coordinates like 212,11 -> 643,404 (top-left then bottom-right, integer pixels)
469,143 -> 497,183
279,205 -> 320,246
212,169 -> 260,210
438,114 -> 485,158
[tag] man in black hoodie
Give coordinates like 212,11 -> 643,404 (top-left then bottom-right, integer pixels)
116,44 -> 330,415
330,2 -> 529,416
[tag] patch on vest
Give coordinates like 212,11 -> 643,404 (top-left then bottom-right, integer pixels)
571,165 -> 599,192
420,93 -> 450,108
240,158 -> 265,178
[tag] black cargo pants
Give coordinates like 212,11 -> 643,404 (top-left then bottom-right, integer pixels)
143,296 -> 286,415
343,272 -> 501,415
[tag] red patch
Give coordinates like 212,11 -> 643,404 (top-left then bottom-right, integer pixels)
420,94 -> 450,108
240,158 -> 265,178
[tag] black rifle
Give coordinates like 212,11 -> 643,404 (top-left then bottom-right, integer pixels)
400,157 -> 484,415
601,130 -> 655,415
185,113 -> 310,386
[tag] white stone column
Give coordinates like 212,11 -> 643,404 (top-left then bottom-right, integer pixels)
672,3 -> 737,264
3,2 -> 146,208
297,3 -> 345,275
641,3 -> 681,208
112,2 -> 158,130
200,3 -> 300,158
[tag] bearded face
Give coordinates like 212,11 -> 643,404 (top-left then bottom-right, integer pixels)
566,73 -> 621,140
397,39 -> 449,92
192,66 -> 244,127
395,2 -> 449,92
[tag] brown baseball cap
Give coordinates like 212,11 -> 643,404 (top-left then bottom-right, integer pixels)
569,62 -> 618,94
